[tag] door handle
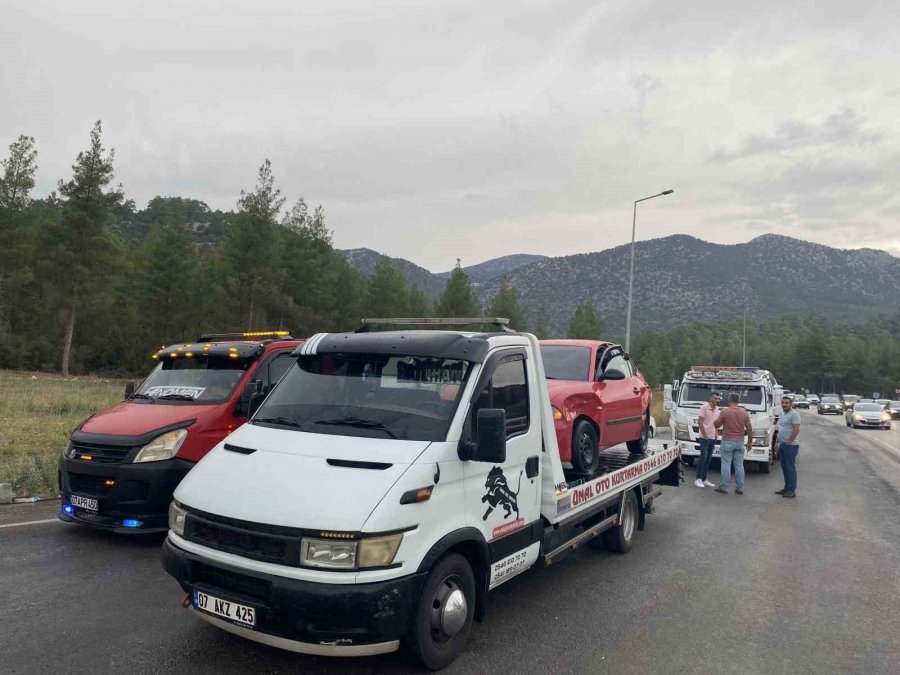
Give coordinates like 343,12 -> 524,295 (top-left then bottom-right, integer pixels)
525,456 -> 539,478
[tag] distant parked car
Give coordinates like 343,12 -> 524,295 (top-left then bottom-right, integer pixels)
793,395 -> 810,409
887,401 -> 900,420
845,402 -> 892,430
818,395 -> 843,415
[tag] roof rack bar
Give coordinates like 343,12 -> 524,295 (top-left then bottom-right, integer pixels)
197,330 -> 293,342
357,317 -> 514,333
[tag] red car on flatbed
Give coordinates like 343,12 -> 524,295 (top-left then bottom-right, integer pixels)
58,331 -> 302,533
539,339 -> 651,474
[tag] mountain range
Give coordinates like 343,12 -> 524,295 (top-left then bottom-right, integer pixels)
340,235 -> 900,335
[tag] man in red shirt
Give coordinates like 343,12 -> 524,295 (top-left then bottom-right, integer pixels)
713,393 -> 753,495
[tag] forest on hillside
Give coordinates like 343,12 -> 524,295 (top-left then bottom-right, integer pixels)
1,123 -> 898,396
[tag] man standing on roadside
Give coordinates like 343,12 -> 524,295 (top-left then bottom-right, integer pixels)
776,396 -> 801,498
695,392 -> 720,488
714,393 -> 753,495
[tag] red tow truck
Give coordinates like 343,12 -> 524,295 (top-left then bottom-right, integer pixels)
58,331 -> 302,533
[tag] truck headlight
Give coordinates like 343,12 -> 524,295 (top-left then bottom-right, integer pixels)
300,532 -> 404,569
168,500 -> 187,536
133,428 -> 188,463
301,537 -> 358,569
752,433 -> 768,446
674,423 -> 691,441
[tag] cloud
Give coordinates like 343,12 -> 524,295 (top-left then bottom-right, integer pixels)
710,108 -> 883,162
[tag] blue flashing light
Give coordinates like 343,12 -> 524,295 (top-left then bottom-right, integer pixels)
122,519 -> 142,528
62,504 -> 74,515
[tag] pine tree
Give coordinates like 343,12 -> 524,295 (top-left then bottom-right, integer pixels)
223,159 -> 285,329
47,121 -> 124,375
408,285 -> 432,317
436,260 -> 479,317
366,257 -> 411,317
531,306 -> 551,338
488,279 -> 527,331
567,301 -> 603,340
0,135 -> 38,330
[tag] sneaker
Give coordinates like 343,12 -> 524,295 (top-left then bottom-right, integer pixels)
782,491 -> 796,498
703,480 -> 716,487
694,479 -> 705,488
735,490 -> 744,495
774,489 -> 787,495
714,487 -> 728,494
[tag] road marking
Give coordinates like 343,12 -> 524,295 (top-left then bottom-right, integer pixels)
0,518 -> 59,530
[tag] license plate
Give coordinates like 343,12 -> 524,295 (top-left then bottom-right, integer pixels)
193,590 -> 256,627
70,495 -> 98,513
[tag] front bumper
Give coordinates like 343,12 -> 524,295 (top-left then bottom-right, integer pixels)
850,420 -> 891,429
162,537 -> 426,651
58,456 -> 194,533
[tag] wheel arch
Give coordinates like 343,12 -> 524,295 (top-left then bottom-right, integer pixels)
417,528 -> 491,622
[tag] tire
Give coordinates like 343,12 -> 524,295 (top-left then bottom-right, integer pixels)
404,553 -> 476,671
602,490 -> 639,554
626,412 -> 650,454
571,420 -> 600,475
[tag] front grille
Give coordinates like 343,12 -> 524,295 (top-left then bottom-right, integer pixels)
185,515 -> 298,566
190,561 -> 272,600
71,441 -> 134,464
74,510 -> 117,526
68,473 -> 113,495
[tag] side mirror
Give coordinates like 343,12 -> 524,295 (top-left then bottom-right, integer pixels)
599,368 -> 626,381
235,381 -> 259,418
473,408 -> 507,463
124,381 -> 135,398
248,391 -> 266,418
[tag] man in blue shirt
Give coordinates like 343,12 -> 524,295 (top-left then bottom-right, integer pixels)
775,396 -> 802,498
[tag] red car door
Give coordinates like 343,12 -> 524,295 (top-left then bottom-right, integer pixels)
593,346 -> 633,447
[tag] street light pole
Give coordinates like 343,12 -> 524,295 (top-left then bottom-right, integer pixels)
624,189 -> 673,352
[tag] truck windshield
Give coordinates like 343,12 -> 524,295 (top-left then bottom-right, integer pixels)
540,346 -> 591,380
679,383 -> 765,410
135,356 -> 250,403
253,353 -> 472,441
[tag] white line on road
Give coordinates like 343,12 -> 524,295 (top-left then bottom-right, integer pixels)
0,518 -> 59,530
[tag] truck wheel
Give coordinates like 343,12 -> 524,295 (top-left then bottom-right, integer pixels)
405,553 -> 476,671
603,490 -> 638,554
571,420 -> 600,475
626,413 -> 650,454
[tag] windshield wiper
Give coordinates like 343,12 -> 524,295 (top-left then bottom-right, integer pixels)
253,416 -> 305,429
156,394 -> 199,401
128,393 -> 156,403
315,417 -> 398,439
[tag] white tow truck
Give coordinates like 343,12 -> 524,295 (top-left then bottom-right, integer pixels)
663,366 -> 782,473
162,319 -> 682,670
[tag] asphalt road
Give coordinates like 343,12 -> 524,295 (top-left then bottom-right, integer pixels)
2,410 -> 899,674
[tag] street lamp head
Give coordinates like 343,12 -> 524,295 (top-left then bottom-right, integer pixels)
661,189 -> 674,195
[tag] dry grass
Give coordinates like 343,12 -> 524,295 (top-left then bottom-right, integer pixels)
650,394 -> 670,427
0,370 -> 125,497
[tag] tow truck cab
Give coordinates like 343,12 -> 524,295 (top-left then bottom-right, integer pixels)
161,319 -> 682,670
663,366 -> 782,472
58,331 -> 302,533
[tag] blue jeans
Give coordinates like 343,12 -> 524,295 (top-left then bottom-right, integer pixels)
780,443 -> 799,491
719,440 -> 745,491
696,438 -> 715,481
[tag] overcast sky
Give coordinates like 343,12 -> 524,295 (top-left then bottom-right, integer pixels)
3,0 -> 898,270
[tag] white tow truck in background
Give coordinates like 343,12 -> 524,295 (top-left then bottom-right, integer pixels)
162,318 -> 682,670
663,366 -> 783,473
